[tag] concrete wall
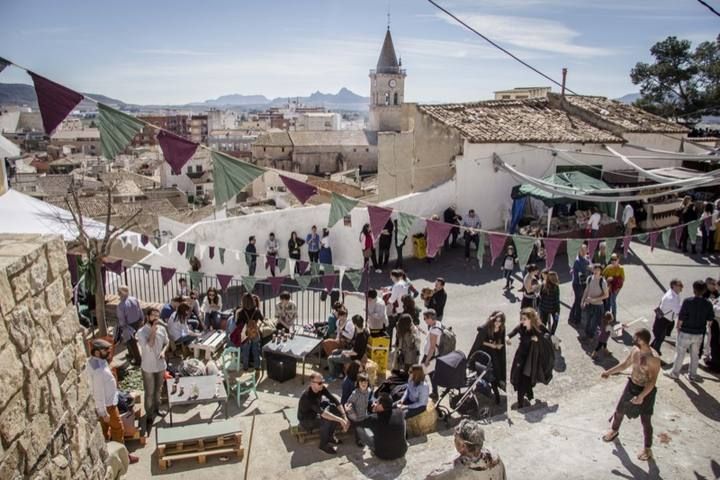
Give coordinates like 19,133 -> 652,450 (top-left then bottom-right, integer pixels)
0,234 -> 108,479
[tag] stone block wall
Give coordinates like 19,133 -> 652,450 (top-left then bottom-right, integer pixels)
0,234 -> 108,479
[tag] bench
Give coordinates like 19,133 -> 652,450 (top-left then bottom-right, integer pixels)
156,419 -> 243,470
191,331 -> 227,361
283,407 -> 349,444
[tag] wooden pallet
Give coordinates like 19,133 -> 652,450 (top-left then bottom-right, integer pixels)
156,422 -> 244,470
283,408 -> 348,444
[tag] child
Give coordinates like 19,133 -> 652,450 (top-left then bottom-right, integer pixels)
592,312 -> 614,359
502,245 -> 518,290
345,373 -> 372,445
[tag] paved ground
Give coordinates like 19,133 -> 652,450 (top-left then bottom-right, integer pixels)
124,243 -> 720,479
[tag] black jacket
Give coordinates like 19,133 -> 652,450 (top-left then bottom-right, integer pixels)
679,296 -> 715,335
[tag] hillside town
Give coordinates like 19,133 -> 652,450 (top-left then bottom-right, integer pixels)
1,2 -> 719,480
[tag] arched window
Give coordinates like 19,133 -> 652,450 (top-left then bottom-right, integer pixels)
384,92 -> 390,105
394,92 -> 399,105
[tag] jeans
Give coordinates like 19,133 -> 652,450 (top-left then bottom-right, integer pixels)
356,425 -> 375,450
100,405 -> 124,443
404,406 -> 427,419
241,338 -> 261,370
607,291 -> 618,321
142,370 -> 165,417
204,311 -> 221,330
464,233 -> 479,258
300,404 -> 342,448
327,351 -> 353,377
540,310 -> 559,335
378,245 -> 391,267
569,283 -> 584,324
503,269 -> 514,288
248,261 -> 256,276
584,304 -> 604,338
671,332 -> 703,377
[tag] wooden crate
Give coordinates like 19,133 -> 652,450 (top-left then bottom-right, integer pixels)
156,421 -> 244,470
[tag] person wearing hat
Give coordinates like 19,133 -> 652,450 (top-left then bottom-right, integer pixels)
87,339 -> 139,464
602,253 -> 625,323
427,419 -> 506,479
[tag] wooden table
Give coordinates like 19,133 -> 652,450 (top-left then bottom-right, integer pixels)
190,330 -> 227,361
156,419 -> 243,470
166,375 -> 228,426
262,334 -> 323,384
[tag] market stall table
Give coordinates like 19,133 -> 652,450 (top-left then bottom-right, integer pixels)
262,334 -> 323,384
166,375 -> 228,426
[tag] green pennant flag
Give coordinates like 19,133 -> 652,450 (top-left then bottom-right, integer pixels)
219,248 -> 226,264
137,262 -> 151,272
277,257 -> 287,273
476,233 -> 486,267
328,193 -> 358,228
395,212 -> 416,244
688,220 -> 700,244
345,270 -> 363,291
605,237 -> 618,256
661,229 -> 672,249
242,275 -> 257,292
212,151 -> 265,205
322,263 -> 334,273
512,236 -> 535,270
188,271 -> 203,290
185,242 -> 196,260
636,233 -> 649,243
97,103 -> 144,160
310,262 -> 321,276
295,275 -> 312,290
566,239 -> 584,268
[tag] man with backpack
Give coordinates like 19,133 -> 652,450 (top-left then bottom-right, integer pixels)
582,264 -> 609,341
422,309 -> 456,400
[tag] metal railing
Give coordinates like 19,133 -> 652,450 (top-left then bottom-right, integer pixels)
106,266 -> 341,327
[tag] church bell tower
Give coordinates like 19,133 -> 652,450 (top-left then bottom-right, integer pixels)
369,27 -> 406,132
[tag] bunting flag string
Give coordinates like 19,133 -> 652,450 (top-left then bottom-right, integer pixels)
280,175 -> 318,205
344,269 -> 364,291
208,246 -> 215,259
157,130 -> 198,174
103,259 -> 123,275
188,271 -> 203,289
322,274 -> 338,293
268,276 -> 287,295
161,267 -> 176,286
140,234 -> 149,246
426,220 -> 453,258
649,231 -> 658,252
277,257 -> 288,273
488,233 -> 508,265
219,248 -> 226,264
622,236 -> 632,257
586,239 -> 600,261
605,237 -> 618,257
543,238 -> 562,270
566,239 -> 585,268
475,232 -> 486,267
328,193 -> 358,228
395,212 -> 416,245
310,262 -> 321,276
177,241 -> 186,255
661,229 -> 672,249
212,150 -> 264,205
217,274 -> 233,291
512,235 -> 535,270
688,220 -> 700,244
29,71 -> 84,134
97,103 -> 144,159
368,205 -> 393,244
296,260 -> 309,275
295,275 -> 313,290
185,242 -> 196,260
636,233 -> 649,243
241,275 -> 257,292
673,225 -> 683,247
137,262 -> 152,272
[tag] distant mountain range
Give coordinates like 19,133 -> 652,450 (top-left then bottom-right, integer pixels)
615,93 -> 641,104
0,83 -> 369,111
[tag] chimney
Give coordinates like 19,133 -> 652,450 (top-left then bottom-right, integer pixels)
561,68 -> 568,97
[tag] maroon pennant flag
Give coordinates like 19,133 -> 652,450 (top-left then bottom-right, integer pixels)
103,258 -> 123,275
673,225 -> 683,248
297,260 -> 309,275
488,233 -> 508,265
217,274 -> 233,291
426,220 -> 452,258
280,175 -> 318,204
586,239 -> 600,260
177,241 -> 186,255
622,235 -> 632,257
322,274 -> 338,293
157,130 -> 198,174
268,276 -> 286,296
29,72 -> 84,134
208,246 -> 215,259
649,231 -> 658,252
543,238 -> 562,270
368,205 -> 393,244
140,234 -> 149,246
161,267 -> 176,286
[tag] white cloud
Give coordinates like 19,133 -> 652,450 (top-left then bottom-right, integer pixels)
435,12 -> 614,57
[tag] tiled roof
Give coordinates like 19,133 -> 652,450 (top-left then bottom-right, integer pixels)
46,195 -> 112,217
100,171 -> 160,189
36,175 -> 74,195
50,128 -> 100,140
556,94 -> 688,133
289,130 -> 377,147
418,99 -> 623,144
111,180 -> 144,197
254,131 -> 292,147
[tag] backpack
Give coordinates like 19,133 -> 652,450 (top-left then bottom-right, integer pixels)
433,324 -> 457,357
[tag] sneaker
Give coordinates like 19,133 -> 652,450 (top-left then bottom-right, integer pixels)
319,444 -> 338,455
329,435 -> 343,445
664,371 -> 679,380
688,374 -> 703,383
374,269 -> 382,273
128,454 -> 140,464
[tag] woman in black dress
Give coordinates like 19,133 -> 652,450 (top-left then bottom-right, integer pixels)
469,311 -> 507,404
508,308 -> 547,410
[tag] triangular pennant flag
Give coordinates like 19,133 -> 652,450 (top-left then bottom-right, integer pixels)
29,72 -> 83,134
297,260 -> 309,275
280,175 -> 317,204
345,270 -> 363,291
649,231 -> 658,252
188,271 -> 203,290
476,232 -> 486,267
140,234 -> 149,246
586,239 -> 600,261
322,274 -> 338,293
688,220 -> 700,244
673,226 -> 683,247
368,205 -> 393,244
97,103 -> 144,159
566,239 -> 585,268
622,236 -> 632,257
310,262 -> 321,276
543,238 -> 562,270
322,263 -> 335,274
219,247 -> 226,264
295,275 -> 312,290
426,220 -> 453,258
277,257 -> 287,273
512,236 -> 536,270
0,57 -> 9,75
395,212 -> 416,244
158,130 -> 198,174
185,242 -> 196,260
103,259 -> 123,275
636,233 -> 649,243
151,236 -> 162,249
605,238 -> 618,256
137,262 -> 151,272
328,193 -> 358,228
212,150 -> 264,205
488,233 -> 508,265
241,276 -> 257,292
177,241 -> 186,255
217,274 -> 233,291
208,246 -> 215,259
661,229 -> 672,249
161,267 -> 176,286
268,276 -> 286,296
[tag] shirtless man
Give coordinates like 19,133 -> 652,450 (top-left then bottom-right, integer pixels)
600,328 -> 660,461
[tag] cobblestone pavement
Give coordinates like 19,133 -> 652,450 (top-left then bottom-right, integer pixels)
126,243 -> 720,479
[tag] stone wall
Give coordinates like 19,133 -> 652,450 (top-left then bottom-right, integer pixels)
0,234 -> 108,480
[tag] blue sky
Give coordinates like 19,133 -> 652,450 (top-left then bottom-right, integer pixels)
0,0 -> 717,104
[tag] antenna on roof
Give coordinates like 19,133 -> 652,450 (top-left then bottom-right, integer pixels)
387,0 -> 391,29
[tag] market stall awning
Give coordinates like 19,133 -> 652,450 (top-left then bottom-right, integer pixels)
511,171 -> 613,206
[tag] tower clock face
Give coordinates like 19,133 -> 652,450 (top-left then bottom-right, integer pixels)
388,79 -> 397,88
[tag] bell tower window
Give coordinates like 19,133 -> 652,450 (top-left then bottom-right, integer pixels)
394,92 -> 398,105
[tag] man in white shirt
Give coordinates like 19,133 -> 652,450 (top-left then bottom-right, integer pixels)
386,269 -> 409,342
587,208 -> 602,238
136,307 -> 168,428
462,209 -> 482,261
366,289 -> 388,335
622,203 -> 635,236
87,339 -> 140,463
650,279 -> 683,357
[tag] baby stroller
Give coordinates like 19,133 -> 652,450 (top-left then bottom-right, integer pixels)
374,370 -> 410,403
434,350 -> 495,423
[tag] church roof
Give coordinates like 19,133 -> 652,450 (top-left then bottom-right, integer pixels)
376,29 -> 400,74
